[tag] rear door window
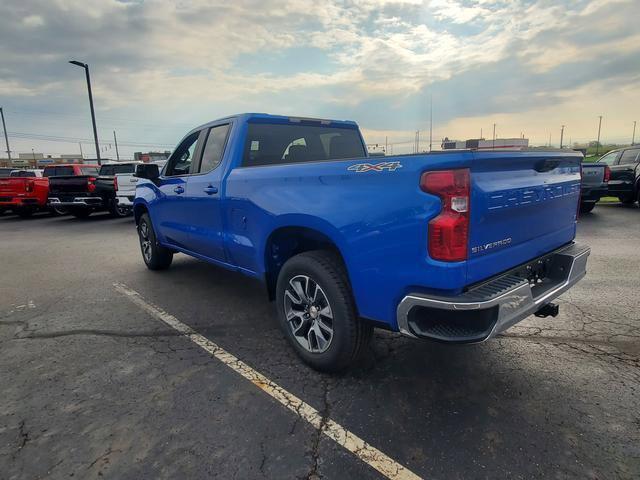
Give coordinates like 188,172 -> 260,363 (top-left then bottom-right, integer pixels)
198,124 -> 230,173
618,149 -> 640,165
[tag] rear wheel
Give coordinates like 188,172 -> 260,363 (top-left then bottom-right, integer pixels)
275,250 -> 372,372
579,202 -> 595,214
110,201 -> 130,218
50,206 -> 68,216
138,213 -> 173,270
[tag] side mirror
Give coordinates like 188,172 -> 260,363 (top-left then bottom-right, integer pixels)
135,163 -> 160,182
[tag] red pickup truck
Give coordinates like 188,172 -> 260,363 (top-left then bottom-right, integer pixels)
0,169 -> 50,217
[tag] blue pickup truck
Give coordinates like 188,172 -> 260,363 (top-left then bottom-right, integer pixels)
133,113 -> 590,371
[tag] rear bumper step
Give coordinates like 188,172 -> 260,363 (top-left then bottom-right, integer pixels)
396,242 -> 590,343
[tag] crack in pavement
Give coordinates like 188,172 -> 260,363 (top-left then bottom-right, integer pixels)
307,377 -> 331,480
12,329 -> 183,340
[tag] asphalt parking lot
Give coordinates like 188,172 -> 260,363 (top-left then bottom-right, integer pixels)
1,202 -> 639,479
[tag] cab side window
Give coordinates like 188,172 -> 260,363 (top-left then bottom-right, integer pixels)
165,132 -> 199,176
199,124 -> 230,173
619,148 -> 640,165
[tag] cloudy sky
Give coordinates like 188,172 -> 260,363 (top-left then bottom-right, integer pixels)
1,0 -> 639,158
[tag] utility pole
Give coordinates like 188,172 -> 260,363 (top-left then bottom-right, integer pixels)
69,60 -> 101,165
0,107 -> 11,160
429,94 -> 433,152
492,123 -> 496,150
113,130 -> 120,161
79,143 -> 84,158
480,128 -> 483,139
384,136 -> 388,154
632,121 -> 636,145
548,133 -> 552,147
560,125 -> 565,149
596,115 -> 603,156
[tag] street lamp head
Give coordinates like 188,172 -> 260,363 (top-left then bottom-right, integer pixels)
69,60 -> 86,68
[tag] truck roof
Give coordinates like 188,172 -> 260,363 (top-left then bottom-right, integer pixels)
189,113 -> 359,136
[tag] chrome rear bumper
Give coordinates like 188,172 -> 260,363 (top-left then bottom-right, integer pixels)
397,243 -> 590,343
49,197 -> 103,207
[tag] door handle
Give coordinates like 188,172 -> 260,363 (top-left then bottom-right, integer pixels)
174,186 -> 184,194
204,185 -> 218,195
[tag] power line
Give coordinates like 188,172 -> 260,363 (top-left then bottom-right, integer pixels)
8,131 -> 174,149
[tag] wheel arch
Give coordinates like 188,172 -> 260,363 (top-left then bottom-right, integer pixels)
263,224 -> 351,302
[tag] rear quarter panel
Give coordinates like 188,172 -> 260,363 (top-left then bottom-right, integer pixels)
224,152 -> 474,326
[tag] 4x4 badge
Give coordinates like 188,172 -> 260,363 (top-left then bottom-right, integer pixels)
348,161 -> 403,173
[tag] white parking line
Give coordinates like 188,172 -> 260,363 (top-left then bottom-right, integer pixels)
113,282 -> 421,480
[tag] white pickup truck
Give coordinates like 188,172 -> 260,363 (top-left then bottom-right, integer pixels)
115,160 -> 166,213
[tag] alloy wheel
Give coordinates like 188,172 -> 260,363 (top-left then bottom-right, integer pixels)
283,275 -> 334,353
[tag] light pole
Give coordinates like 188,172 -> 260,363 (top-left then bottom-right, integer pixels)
69,60 -> 101,165
0,107 -> 11,161
596,115 -> 602,156
560,125 -> 565,149
632,121 -> 636,146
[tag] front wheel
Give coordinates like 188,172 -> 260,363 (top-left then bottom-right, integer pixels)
276,250 -> 372,372
138,213 -> 173,270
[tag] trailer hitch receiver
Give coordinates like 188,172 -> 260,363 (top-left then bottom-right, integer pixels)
534,302 -> 559,318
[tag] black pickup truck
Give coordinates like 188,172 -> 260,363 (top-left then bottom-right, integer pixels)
93,163 -> 140,218
597,146 -> 640,205
48,163 -> 138,218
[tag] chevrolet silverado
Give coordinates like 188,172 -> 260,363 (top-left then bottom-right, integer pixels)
133,113 -> 590,371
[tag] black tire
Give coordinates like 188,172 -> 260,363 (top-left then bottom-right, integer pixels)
110,201 -> 130,218
275,250 -> 372,372
71,208 -> 91,219
579,202 -> 595,214
16,208 -> 34,218
50,206 -> 68,216
138,213 -> 173,270
619,195 -> 635,205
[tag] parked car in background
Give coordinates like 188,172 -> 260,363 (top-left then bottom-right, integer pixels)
133,113 -> 589,371
46,164 -> 101,218
580,162 -> 610,213
0,169 -> 50,217
116,160 -> 166,214
598,146 -> 640,204
93,162 -> 142,217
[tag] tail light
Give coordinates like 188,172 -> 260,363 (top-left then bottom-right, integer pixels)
420,168 -> 470,262
603,165 -> 611,183
114,176 -> 118,191
25,180 -> 34,193
87,176 -> 97,193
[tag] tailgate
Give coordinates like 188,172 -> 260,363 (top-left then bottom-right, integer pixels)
581,164 -> 605,186
467,151 -> 581,284
49,176 -> 91,195
115,174 -> 137,195
0,178 -> 26,196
